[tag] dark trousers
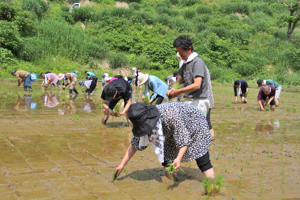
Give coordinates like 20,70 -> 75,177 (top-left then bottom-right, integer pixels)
150,94 -> 164,105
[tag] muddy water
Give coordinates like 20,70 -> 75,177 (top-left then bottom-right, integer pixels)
0,79 -> 299,199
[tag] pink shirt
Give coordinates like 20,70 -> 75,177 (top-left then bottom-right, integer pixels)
46,73 -> 59,85
109,77 -> 118,83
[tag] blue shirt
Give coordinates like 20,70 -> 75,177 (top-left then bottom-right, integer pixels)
145,75 -> 169,99
87,72 -> 95,76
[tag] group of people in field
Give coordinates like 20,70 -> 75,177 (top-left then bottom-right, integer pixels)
10,35 -> 283,184
233,78 -> 282,110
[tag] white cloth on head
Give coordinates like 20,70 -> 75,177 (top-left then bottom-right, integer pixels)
139,119 -> 164,163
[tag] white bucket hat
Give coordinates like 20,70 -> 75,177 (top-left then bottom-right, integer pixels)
137,73 -> 149,85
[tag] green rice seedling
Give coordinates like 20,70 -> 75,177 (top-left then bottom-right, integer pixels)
161,187 -> 164,196
202,174 -> 224,196
281,185 -> 286,194
97,168 -> 101,175
173,82 -> 182,90
216,152 -> 221,160
238,180 -> 241,188
225,166 -> 228,173
231,149 -> 234,158
239,171 -> 243,179
259,184 -> 264,196
225,102 -> 231,107
166,163 -> 176,173
132,172 -> 138,180
99,104 -> 104,109
143,95 -> 149,104
236,142 -> 241,151
259,170 -> 264,179
73,115 -> 80,120
282,165 -> 285,176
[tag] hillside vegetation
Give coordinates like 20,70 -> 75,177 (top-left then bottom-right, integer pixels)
1,0 -> 300,84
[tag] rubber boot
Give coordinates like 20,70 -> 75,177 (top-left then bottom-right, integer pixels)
28,87 -> 33,92
69,89 -> 73,94
24,86 -> 27,91
73,89 -> 78,94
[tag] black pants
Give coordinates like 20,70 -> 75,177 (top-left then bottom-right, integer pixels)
162,152 -> 213,172
150,94 -> 164,105
90,79 -> 97,93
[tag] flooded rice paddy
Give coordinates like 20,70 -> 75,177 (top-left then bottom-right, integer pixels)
0,79 -> 299,199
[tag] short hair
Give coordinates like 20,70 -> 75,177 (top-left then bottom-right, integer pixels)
263,85 -> 270,93
234,80 -> 240,86
173,71 -> 178,77
85,71 -> 88,73
173,35 -> 193,51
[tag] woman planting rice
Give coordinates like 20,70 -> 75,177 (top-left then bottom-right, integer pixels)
114,102 -> 215,180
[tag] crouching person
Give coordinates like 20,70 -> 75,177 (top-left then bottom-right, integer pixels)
114,102 -> 215,181
79,79 -> 96,95
11,70 -> 33,91
258,85 -> 276,111
101,78 -> 132,125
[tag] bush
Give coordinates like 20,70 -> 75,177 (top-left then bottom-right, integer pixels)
129,2 -> 141,10
0,2 -> 16,21
193,14 -> 211,23
170,17 -> 193,32
210,26 -> 229,38
183,9 -> 196,19
107,52 -> 128,69
196,5 -> 212,14
181,0 -> 197,7
13,10 -> 37,37
155,0 -> 171,8
0,21 -> 23,57
254,20 -> 269,32
157,7 -> 179,17
220,3 -> 250,15
274,29 -> 286,40
20,37 -> 46,61
111,7 -> 133,18
194,22 -> 207,32
232,62 -> 259,76
72,6 -> 94,22
123,0 -> 141,3
130,11 -> 154,25
155,14 -> 171,26
229,29 -> 250,45
21,0 -> 48,19
252,3 -> 272,16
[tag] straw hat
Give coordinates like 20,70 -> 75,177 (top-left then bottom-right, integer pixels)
137,73 -> 149,85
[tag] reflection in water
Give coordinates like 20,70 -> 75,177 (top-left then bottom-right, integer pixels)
255,118 -> 280,135
12,94 -> 36,111
234,104 -> 245,112
78,96 -> 96,113
58,94 -> 78,115
42,91 -> 62,108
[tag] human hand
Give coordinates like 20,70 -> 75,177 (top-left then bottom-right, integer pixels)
17,83 -> 20,86
113,165 -> 124,181
167,89 -> 178,99
172,158 -> 181,170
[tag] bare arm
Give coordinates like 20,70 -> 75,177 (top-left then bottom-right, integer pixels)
115,145 -> 137,175
258,100 -> 265,111
173,146 -> 188,170
168,76 -> 202,98
120,98 -> 131,115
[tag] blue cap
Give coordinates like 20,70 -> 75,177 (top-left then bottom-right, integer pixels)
11,71 -> 16,75
79,80 -> 84,86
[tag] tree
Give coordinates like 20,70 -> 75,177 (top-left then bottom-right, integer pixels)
278,0 -> 300,41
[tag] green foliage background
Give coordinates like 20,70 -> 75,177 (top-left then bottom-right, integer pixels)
1,0 -> 300,85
